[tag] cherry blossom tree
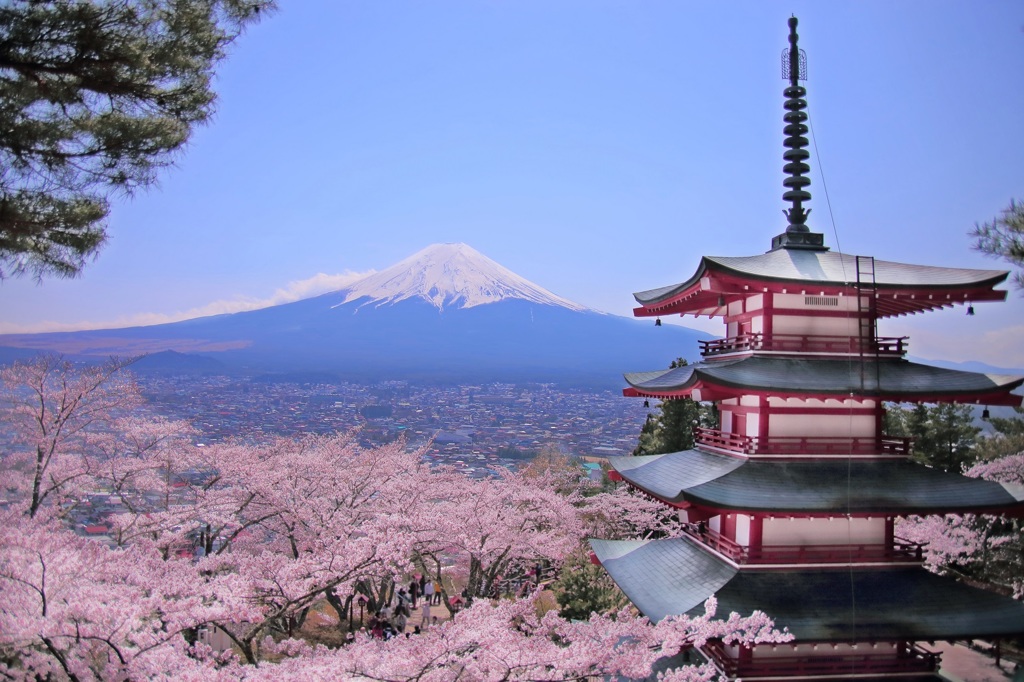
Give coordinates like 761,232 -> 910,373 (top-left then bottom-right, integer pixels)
214,595 -> 790,682
0,508 -> 238,680
583,484 -> 687,540
0,354 -> 140,519
131,433 -> 437,664
415,468 -> 585,605
897,451 -> 1024,597
0,359 -> 793,680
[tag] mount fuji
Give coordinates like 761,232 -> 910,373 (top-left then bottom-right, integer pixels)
0,244 -> 705,387
336,243 -> 586,312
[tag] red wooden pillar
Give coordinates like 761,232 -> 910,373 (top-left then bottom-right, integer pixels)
722,513 -> 737,542
749,515 -> 764,556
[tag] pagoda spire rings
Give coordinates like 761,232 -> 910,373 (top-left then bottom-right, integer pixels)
782,16 -> 811,234
770,16 -> 826,251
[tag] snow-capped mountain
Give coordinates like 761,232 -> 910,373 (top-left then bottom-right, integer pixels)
0,244 -> 705,386
337,243 -> 587,312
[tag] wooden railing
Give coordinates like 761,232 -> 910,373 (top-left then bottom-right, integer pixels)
683,524 -> 923,565
702,640 -> 939,678
699,333 -> 908,357
694,427 -> 913,457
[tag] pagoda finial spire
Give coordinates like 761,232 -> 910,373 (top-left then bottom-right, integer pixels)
771,15 -> 827,251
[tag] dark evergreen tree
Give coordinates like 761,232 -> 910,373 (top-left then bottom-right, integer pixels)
889,403 -> 980,472
632,413 -> 661,456
0,0 -> 272,279
975,407 -> 1024,462
988,406 -> 1024,438
551,545 -> 628,621
631,358 -> 715,456
971,198 -> 1024,290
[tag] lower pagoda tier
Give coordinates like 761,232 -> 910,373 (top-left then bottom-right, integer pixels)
623,355 -> 1024,404
609,451 -> 1024,515
591,536 -> 1024,638
591,536 -> 1024,678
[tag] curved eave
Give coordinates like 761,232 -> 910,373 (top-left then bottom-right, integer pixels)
623,357 -> 1024,407
607,451 -> 744,507
609,451 -> 1024,516
632,255 -> 1009,319
591,538 -> 1024,640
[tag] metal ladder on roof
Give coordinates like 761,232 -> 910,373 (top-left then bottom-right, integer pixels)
854,256 -> 880,395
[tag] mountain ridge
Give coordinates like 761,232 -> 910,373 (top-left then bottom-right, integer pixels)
0,244 -> 706,387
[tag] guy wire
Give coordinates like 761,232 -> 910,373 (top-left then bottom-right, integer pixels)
808,108 -> 859,655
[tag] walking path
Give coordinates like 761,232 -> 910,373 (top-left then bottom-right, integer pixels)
936,642 -> 1020,682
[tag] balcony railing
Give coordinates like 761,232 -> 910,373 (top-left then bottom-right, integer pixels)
702,640 -> 939,678
694,427 -> 913,457
683,524 -> 924,565
699,333 -> 908,357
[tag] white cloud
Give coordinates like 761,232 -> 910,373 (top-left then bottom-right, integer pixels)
0,270 -> 374,334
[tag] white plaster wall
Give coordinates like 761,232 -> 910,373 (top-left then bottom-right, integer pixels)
746,294 -> 763,311
771,314 -> 861,337
768,414 -> 875,438
198,625 -> 235,652
768,398 -> 877,409
720,409 -> 733,433
747,413 -> 760,438
762,517 -> 886,545
735,514 -> 750,546
753,642 -> 896,659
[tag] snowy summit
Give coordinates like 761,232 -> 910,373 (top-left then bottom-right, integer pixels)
336,243 -> 588,312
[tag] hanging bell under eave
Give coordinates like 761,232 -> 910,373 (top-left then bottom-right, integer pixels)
967,304 -> 975,316
655,318 -> 662,327
982,407 -> 991,420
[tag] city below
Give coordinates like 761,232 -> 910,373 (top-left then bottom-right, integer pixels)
137,372 -> 652,476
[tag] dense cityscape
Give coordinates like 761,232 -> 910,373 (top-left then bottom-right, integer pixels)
136,372 -> 652,474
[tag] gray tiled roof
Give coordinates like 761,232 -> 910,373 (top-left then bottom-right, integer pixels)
592,538 -> 1024,640
607,451 -> 743,502
610,450 -> 1024,513
714,568 -> 1024,641
634,250 -> 1008,304
589,537 -> 737,621
624,356 -> 1024,398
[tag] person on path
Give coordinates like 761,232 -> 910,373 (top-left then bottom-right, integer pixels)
433,579 -> 443,605
393,604 -> 408,634
423,578 -> 435,606
370,614 -> 384,639
409,579 -> 419,608
420,599 -> 431,629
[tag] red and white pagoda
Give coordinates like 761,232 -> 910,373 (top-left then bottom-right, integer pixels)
592,17 -> 1024,681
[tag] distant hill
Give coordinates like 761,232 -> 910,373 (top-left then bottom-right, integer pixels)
908,356 -> 1024,378
0,244 -> 707,388
130,350 -> 229,376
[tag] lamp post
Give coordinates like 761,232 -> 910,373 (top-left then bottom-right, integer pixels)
356,594 -> 368,629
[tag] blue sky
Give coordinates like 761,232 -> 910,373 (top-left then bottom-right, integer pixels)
2,1 -> 1023,367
